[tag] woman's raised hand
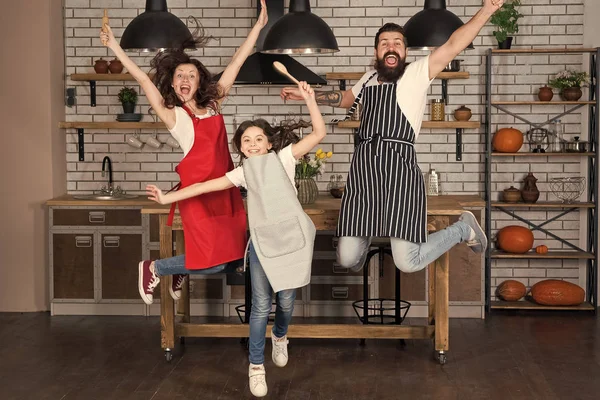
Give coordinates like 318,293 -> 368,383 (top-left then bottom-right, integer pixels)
297,81 -> 315,103
99,24 -> 117,50
256,0 -> 268,29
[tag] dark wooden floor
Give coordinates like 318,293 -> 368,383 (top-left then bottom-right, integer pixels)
0,312 -> 599,400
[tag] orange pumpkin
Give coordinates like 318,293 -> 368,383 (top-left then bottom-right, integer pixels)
497,280 -> 527,301
535,245 -> 548,254
493,127 -> 524,153
497,225 -> 534,253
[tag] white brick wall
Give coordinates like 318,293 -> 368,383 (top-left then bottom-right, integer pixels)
63,0 -> 593,297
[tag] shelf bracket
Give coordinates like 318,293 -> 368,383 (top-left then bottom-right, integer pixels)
338,79 -> 346,91
78,128 -> 85,161
90,81 -> 97,107
455,128 -> 463,161
441,79 -> 449,104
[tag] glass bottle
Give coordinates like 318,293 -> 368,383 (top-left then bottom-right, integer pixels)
552,119 -> 564,152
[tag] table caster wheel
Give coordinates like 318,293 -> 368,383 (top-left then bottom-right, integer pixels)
436,351 -> 447,365
165,350 -> 173,362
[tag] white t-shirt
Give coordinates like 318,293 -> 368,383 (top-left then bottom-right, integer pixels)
351,55 -> 433,139
225,144 -> 297,193
168,106 -> 218,157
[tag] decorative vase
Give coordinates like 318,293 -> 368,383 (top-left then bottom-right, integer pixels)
521,172 -> 540,203
122,102 -> 136,114
453,105 -> 472,121
296,178 -> 319,205
537,86 -> 553,101
502,186 -> 522,203
497,37 -> 513,49
560,87 -> 582,101
93,58 -> 109,73
108,58 -> 123,74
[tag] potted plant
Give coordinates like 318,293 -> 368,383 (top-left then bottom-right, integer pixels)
548,70 -> 590,101
118,87 -> 138,114
490,0 -> 523,49
295,148 -> 332,204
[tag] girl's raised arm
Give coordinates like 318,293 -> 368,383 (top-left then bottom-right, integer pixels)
290,82 -> 327,159
100,25 -> 176,129
146,176 -> 235,205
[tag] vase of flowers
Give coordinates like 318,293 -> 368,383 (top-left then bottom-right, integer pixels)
548,70 -> 590,101
295,148 -> 332,204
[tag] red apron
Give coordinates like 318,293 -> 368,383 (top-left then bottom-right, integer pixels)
168,105 -> 247,270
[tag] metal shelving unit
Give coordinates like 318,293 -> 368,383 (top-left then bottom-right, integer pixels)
484,47 -> 599,312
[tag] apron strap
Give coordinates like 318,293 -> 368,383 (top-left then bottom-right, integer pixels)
331,72 -> 377,123
166,182 -> 181,227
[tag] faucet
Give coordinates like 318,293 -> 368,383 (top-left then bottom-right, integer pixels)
101,156 -> 113,192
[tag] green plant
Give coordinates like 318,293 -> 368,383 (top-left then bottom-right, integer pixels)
118,87 -> 138,104
490,0 -> 524,43
548,70 -> 590,90
295,148 -> 333,179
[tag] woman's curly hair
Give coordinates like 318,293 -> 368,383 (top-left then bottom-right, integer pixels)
232,118 -> 312,163
149,22 -> 223,113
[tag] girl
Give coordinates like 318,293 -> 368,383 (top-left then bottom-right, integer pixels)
146,81 -> 325,398
99,1 -> 269,305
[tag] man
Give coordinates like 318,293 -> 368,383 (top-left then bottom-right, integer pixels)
281,0 -> 503,273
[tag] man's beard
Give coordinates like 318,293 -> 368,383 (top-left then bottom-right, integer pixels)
374,51 -> 406,82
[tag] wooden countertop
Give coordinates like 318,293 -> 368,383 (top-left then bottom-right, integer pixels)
140,194 -> 484,215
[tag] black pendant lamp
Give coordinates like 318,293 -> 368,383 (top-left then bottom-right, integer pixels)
261,0 -> 339,54
404,0 -> 474,50
120,0 -> 194,52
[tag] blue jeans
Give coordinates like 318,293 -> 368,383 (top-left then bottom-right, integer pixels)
154,255 -> 239,276
336,221 -> 472,273
248,242 -> 296,365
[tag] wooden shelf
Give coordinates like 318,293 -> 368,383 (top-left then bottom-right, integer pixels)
491,250 -> 594,259
492,101 -> 595,105
70,73 -> 153,81
492,152 -> 595,157
491,299 -> 595,311
325,71 -> 470,81
491,48 -> 598,54
59,122 -> 164,129
337,120 -> 480,129
492,202 -> 595,208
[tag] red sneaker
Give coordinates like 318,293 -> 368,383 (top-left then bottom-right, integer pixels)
170,274 -> 186,301
138,260 -> 160,305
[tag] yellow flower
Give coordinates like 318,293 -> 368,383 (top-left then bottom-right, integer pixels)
316,148 -> 323,155
318,152 -> 326,159
326,151 -> 333,158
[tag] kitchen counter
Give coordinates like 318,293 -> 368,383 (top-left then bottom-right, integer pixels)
46,194 -> 156,206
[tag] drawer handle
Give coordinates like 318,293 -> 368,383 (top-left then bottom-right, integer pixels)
75,236 -> 92,248
88,211 -> 106,223
332,263 -> 348,274
103,236 -> 120,248
331,287 -> 349,299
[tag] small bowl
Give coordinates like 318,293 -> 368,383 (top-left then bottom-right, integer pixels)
330,187 -> 344,198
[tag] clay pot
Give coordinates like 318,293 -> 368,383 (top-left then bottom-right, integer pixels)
502,186 -> 522,203
108,58 -> 123,74
561,87 -> 582,101
497,225 -> 534,254
94,58 -> 109,73
453,105 -> 472,121
492,127 -> 524,153
537,86 -> 554,101
521,172 -> 540,203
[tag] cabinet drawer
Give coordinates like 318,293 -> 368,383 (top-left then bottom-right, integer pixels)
189,277 -> 223,300
52,234 -> 95,299
310,283 -> 368,302
53,209 -> 141,226
230,285 -> 304,301
311,258 -> 363,277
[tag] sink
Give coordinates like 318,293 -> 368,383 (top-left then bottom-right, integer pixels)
73,194 -> 139,200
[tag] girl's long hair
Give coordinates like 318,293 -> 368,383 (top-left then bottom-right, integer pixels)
232,118 -> 311,164
149,22 -> 223,113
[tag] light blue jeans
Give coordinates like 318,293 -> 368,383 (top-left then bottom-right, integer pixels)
336,221 -> 472,273
154,255 -> 236,276
248,241 -> 296,365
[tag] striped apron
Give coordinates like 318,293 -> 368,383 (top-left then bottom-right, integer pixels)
336,74 -> 427,243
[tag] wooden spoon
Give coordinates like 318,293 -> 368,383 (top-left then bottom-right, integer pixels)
273,61 -> 300,85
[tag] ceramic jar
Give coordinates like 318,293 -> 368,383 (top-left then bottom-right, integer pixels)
453,105 -> 472,121
521,173 -> 540,203
503,186 -> 522,203
108,58 -> 123,74
561,87 -> 583,101
94,58 -> 109,73
537,86 -> 554,101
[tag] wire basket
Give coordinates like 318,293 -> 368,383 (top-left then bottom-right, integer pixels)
549,177 -> 586,203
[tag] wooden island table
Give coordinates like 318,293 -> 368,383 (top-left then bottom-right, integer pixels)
141,194 -> 484,365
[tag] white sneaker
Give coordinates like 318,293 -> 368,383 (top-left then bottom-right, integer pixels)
248,364 -> 267,397
271,333 -> 289,367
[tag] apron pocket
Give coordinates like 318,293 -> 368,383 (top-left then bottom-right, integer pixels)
253,217 -> 306,258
